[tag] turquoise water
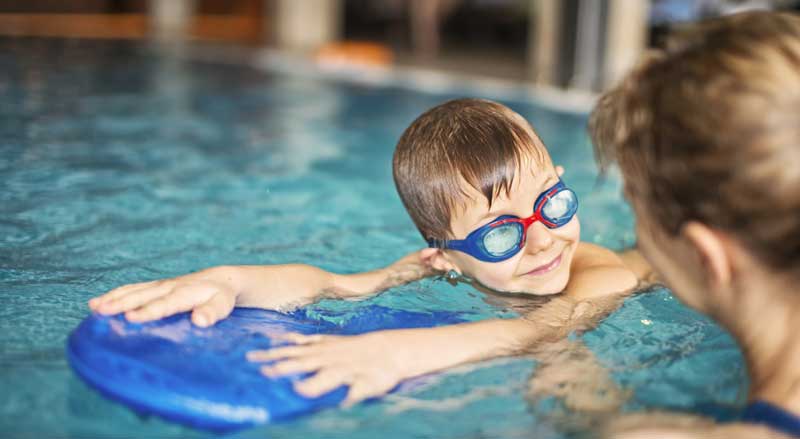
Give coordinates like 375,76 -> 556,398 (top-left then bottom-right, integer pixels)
0,40 -> 746,438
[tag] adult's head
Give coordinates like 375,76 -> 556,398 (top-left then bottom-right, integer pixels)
590,11 -> 800,319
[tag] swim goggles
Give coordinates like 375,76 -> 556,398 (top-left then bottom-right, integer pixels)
427,179 -> 578,263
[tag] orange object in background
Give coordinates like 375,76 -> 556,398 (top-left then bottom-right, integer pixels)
0,0 -> 265,44
315,41 -> 394,68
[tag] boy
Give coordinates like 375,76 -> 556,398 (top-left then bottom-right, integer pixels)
90,98 -> 652,406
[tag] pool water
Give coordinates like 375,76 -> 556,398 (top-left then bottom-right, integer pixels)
0,40 -> 746,438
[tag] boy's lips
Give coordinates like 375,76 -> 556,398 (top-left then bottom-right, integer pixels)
524,253 -> 563,276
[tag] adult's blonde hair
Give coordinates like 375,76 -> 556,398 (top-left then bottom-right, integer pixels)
590,11 -> 800,270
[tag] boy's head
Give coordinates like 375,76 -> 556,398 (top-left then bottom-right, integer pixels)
393,98 -> 581,294
590,12 -> 800,311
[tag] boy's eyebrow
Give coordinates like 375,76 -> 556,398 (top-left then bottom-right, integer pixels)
468,173 -> 559,228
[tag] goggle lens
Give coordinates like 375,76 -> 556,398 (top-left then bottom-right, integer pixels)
542,189 -> 577,226
482,223 -> 522,256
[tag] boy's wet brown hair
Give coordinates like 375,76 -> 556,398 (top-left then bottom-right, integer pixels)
393,98 -> 546,240
590,11 -> 800,271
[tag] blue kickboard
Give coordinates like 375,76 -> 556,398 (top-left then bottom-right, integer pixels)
66,305 -> 467,431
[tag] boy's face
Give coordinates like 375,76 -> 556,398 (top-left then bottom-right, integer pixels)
446,155 -> 580,295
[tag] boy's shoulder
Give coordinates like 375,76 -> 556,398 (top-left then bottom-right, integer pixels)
572,242 -> 660,292
567,242 -> 639,299
573,242 -> 625,269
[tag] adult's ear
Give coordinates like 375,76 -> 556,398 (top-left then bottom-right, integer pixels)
419,248 -> 460,274
680,222 -> 732,289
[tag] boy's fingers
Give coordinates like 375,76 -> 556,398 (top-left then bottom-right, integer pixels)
99,282 -> 172,314
124,285 -> 207,322
247,345 -> 309,362
273,333 -> 328,345
294,369 -> 347,398
342,382 -> 373,407
90,280 -> 157,309
259,357 -> 322,377
191,290 -> 236,327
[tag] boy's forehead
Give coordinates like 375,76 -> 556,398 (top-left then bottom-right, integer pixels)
450,156 -> 557,229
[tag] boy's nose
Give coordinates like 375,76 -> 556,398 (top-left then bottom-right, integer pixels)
525,221 -> 554,253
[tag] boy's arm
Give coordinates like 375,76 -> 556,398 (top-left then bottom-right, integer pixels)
250,242 -> 639,405
89,250 -> 435,326
236,250 -> 436,306
250,289 -> 630,405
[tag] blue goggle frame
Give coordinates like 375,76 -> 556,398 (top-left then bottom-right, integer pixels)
427,179 -> 578,263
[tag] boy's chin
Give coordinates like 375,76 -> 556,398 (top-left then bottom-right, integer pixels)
475,266 -> 570,296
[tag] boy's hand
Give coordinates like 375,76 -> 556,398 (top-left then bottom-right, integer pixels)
247,331 -> 415,406
88,267 -> 241,327
246,318 -> 547,406
88,249 -> 437,327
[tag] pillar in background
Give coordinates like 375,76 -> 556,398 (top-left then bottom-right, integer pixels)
529,0 -> 649,92
529,0 -> 562,87
571,0 -> 604,90
149,0 -> 194,42
274,0 -> 342,52
603,0 -> 650,88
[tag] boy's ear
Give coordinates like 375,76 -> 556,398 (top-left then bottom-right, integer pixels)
420,248 -> 459,273
680,222 -> 732,289
556,165 -> 565,177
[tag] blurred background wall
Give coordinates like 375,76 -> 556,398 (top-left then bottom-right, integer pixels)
0,0 -> 798,92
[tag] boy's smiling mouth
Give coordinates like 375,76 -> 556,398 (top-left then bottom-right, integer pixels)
524,253 -> 563,276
